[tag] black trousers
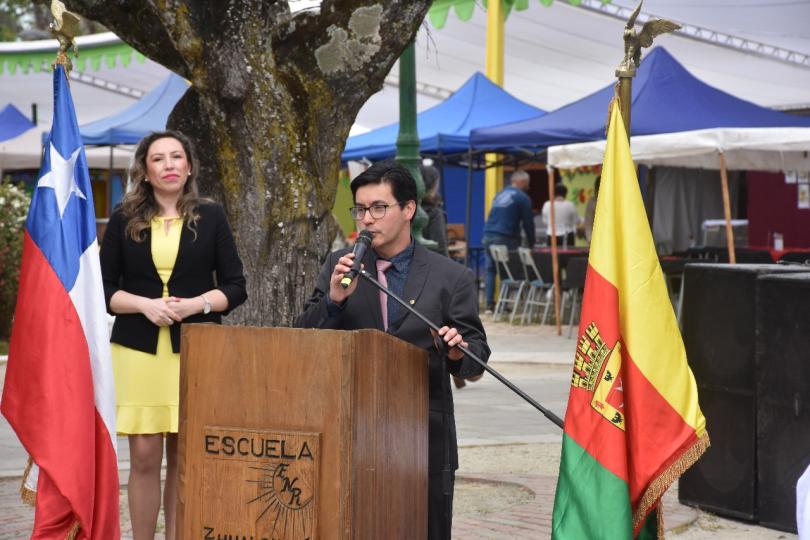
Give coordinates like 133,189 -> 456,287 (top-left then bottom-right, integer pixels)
428,470 -> 455,540
548,232 -> 576,248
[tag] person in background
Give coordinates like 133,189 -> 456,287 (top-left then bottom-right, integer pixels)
420,163 -> 449,256
100,130 -> 247,540
584,176 -> 601,245
533,207 -> 547,247
541,183 -> 582,248
482,169 -> 535,313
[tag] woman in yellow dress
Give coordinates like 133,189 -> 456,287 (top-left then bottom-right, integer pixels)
100,131 -> 246,539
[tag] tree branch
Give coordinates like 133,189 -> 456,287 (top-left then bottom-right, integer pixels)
64,0 -> 188,76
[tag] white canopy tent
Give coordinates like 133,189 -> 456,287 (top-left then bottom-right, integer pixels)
548,127 -> 810,171
0,127 -> 134,171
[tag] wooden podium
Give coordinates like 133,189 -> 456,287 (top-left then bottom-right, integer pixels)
176,325 -> 429,540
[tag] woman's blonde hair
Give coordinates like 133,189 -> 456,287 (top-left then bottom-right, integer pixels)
122,130 -> 202,242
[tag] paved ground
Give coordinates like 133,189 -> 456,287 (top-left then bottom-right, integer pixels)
0,319 -> 799,539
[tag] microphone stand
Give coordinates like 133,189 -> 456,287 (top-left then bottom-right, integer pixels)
359,269 -> 564,429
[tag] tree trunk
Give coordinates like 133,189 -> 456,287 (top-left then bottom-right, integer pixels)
65,0 -> 432,326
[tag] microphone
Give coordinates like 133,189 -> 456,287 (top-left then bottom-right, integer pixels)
340,230 -> 373,288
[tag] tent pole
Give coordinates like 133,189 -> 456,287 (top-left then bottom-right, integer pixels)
465,148 -> 473,267
718,152 -> 736,264
548,167 -> 562,336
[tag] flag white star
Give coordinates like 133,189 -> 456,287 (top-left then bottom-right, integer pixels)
36,143 -> 86,218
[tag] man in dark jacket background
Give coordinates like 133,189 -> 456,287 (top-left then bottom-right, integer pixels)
481,169 -> 535,313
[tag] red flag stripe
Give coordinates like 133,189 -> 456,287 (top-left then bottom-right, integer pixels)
2,233 -> 119,538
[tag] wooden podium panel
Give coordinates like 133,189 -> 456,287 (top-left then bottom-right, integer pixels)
177,326 -> 428,540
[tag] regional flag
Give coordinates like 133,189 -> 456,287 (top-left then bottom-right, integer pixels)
1,65 -> 119,538
551,100 -> 709,539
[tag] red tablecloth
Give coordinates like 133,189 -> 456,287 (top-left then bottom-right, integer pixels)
746,246 -> 810,262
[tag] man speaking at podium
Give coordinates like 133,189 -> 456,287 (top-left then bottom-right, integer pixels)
296,161 -> 490,539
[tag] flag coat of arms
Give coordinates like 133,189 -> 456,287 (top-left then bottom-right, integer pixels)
1,65 -> 119,539
551,100 -> 709,539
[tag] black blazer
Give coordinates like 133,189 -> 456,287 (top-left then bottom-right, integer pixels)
295,242 -> 490,473
100,202 -> 247,354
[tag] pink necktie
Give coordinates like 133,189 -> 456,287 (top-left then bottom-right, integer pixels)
376,259 -> 393,330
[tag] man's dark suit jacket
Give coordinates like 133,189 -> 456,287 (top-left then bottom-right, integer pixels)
100,202 -> 247,355
295,242 -> 490,474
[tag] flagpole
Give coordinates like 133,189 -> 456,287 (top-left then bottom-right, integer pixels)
615,1 -> 641,140
617,78 -> 632,140
615,1 -> 680,138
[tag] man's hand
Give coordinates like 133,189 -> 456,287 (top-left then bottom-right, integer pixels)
432,326 -> 468,361
329,252 -> 362,304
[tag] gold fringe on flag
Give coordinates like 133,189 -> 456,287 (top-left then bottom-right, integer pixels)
19,457 -> 81,539
656,499 -> 665,538
19,456 -> 36,506
632,432 -> 711,533
66,520 -> 81,540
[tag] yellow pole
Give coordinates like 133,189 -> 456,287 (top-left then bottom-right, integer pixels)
484,0 -> 505,217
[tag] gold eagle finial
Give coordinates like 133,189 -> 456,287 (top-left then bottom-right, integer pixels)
617,1 -> 681,77
50,0 -> 81,72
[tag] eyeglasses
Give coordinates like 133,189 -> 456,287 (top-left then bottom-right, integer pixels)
349,202 -> 404,221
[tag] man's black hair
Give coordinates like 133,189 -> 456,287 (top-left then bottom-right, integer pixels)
556,183 -> 568,197
351,160 -> 418,206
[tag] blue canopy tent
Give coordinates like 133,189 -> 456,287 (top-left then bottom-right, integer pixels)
77,73 -> 190,145
470,47 -> 810,152
343,71 -> 545,161
0,104 -> 34,142
343,72 -> 545,252
471,47 -> 810,261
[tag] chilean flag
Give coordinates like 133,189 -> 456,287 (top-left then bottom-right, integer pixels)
1,65 -> 119,538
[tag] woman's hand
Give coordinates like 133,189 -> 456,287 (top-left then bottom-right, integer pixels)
139,297 -> 182,327
165,296 -> 207,320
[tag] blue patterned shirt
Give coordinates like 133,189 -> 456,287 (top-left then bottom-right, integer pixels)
378,238 -> 415,329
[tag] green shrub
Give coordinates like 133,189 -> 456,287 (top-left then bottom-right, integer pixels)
0,182 -> 30,340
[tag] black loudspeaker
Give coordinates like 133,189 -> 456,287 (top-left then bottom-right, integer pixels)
756,272 -> 810,533
678,263 -> 807,520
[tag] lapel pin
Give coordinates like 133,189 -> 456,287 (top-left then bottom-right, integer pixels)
409,299 -> 415,305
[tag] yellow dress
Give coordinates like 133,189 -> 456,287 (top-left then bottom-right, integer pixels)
112,217 -> 183,435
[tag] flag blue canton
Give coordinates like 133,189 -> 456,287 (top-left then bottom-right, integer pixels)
26,65 -> 98,292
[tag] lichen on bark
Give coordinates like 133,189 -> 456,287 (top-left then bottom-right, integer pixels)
315,4 -> 383,74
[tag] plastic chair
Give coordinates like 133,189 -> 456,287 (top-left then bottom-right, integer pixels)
561,257 -> 588,338
517,247 -> 551,324
489,244 -> 525,323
